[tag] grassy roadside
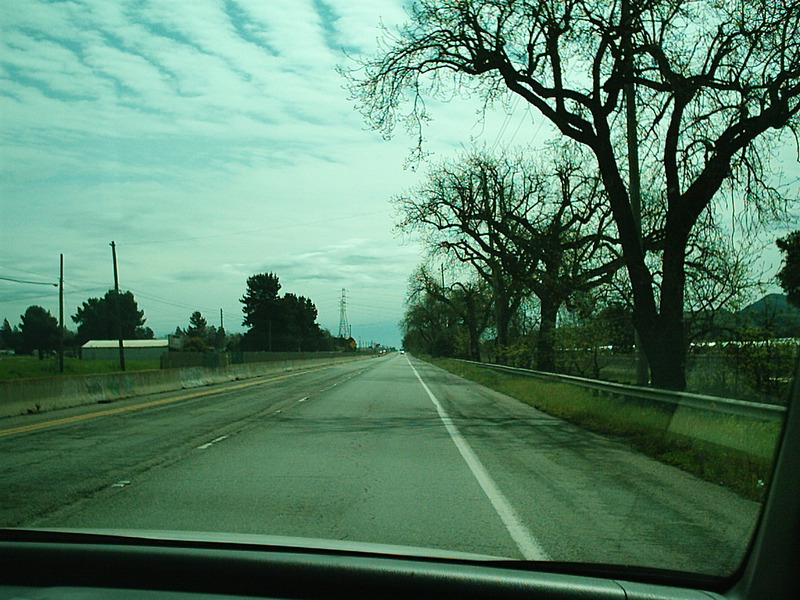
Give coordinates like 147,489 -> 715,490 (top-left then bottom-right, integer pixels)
425,357 -> 782,501
0,356 -> 160,380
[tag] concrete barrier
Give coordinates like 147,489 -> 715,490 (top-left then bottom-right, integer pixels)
0,354 -> 376,419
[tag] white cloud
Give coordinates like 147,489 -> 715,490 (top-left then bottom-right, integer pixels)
0,0 -> 568,347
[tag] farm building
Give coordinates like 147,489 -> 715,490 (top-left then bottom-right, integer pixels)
81,339 -> 168,361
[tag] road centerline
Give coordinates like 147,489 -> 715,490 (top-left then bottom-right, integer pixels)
406,357 -> 549,561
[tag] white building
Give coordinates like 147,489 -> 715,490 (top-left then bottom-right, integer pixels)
81,339 -> 169,361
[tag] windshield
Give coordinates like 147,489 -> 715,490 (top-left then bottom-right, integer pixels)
1,0 -> 798,582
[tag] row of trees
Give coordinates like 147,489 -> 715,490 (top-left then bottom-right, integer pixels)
1,273 -> 352,358
346,0 -> 800,389
398,146 -> 627,370
174,311 -> 227,353
398,144 -> 761,372
1,290 -> 153,359
239,272 -> 353,352
2,307 -> 62,360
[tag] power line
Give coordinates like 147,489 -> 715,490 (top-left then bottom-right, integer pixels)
126,210 -> 388,247
0,275 -> 57,286
490,96 -> 521,153
125,286 -> 222,314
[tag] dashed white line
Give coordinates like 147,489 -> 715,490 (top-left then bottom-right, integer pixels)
196,435 -> 229,450
298,397 -> 309,403
405,357 -> 549,561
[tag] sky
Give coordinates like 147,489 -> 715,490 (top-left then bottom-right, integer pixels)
1,0 -> 798,349
0,0 -> 518,348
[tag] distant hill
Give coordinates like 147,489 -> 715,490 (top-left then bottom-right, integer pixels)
735,293 -> 800,338
691,293 -> 800,340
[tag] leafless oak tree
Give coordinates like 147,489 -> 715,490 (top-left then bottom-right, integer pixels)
408,264 -> 493,360
346,0 -> 800,389
396,146 -> 622,369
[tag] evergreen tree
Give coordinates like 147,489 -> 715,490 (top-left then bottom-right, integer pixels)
240,273 -> 325,351
73,290 -> 147,344
19,305 -> 59,359
777,231 -> 800,308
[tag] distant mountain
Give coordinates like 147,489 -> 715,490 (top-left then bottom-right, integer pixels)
736,293 -> 800,338
740,293 -> 795,315
690,294 -> 800,341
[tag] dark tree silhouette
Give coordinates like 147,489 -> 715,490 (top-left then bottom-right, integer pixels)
409,265 -> 493,361
240,273 -> 326,352
72,290 -> 149,344
777,231 -> 800,308
347,0 -> 800,388
397,146 -> 621,369
19,305 -> 58,359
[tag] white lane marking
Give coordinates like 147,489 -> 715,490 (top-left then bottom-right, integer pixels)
298,397 -> 309,403
196,435 -> 229,450
111,480 -> 131,488
406,357 -> 549,561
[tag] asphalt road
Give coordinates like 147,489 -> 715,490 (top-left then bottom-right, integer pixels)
0,354 -> 760,575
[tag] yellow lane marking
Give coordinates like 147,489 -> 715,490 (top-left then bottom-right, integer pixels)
0,369 -> 318,439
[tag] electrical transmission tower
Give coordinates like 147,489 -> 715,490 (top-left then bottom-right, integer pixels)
338,288 -> 350,338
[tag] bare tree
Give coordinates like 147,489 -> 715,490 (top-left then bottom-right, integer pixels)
397,150 -> 535,357
684,215 -> 766,342
396,146 -> 622,370
401,290 -> 458,356
409,264 -> 493,360
522,145 -> 623,370
346,0 -> 800,388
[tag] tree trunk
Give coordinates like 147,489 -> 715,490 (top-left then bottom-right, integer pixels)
494,293 -> 511,363
536,295 -> 559,372
467,323 -> 481,362
645,321 -> 686,390
647,224 -> 689,390
593,139 -> 687,390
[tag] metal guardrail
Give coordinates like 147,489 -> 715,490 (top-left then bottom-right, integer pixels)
458,360 -> 787,422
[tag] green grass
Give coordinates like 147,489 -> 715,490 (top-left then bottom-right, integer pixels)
0,355 -> 160,380
427,357 -> 782,501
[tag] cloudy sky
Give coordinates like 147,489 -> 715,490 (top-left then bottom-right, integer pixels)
0,0 -> 530,347
1,0 -> 797,349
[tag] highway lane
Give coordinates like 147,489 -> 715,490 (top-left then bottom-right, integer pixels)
413,358 -> 760,572
0,359 -> 377,527
1,354 -> 760,574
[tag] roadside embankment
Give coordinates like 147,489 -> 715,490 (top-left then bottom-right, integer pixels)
0,354 -> 375,419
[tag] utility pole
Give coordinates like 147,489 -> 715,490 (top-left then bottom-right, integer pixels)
622,0 -> 649,386
58,253 -> 64,373
110,241 -> 125,371
218,308 -> 225,350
